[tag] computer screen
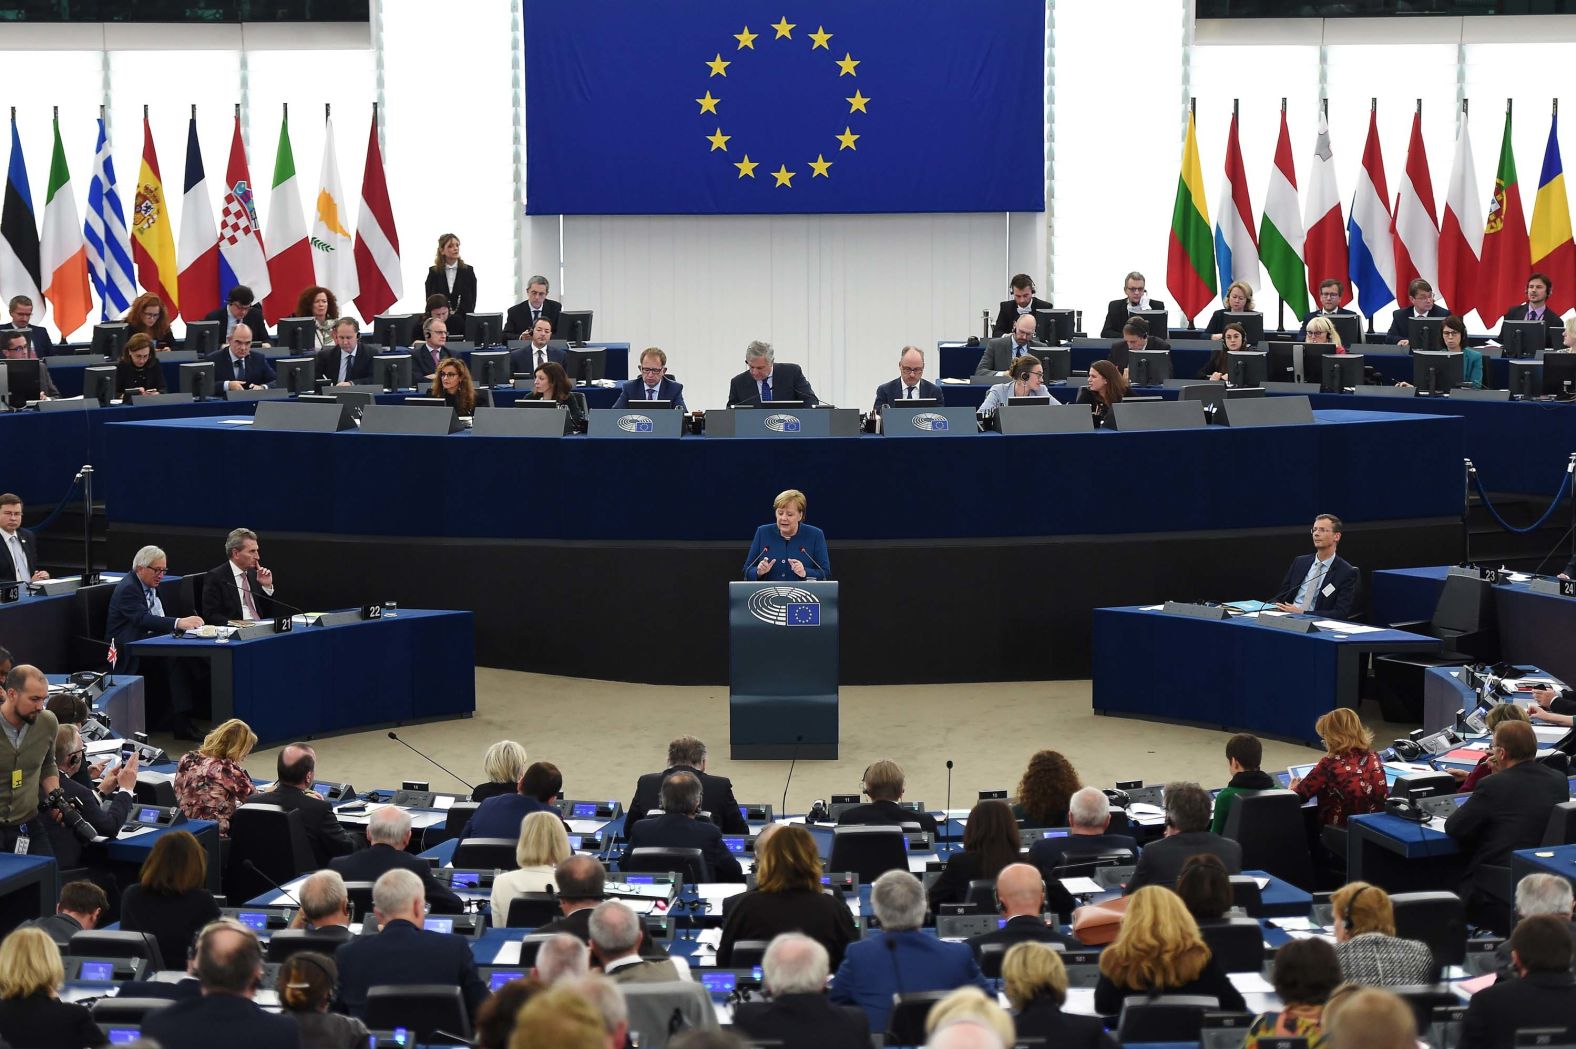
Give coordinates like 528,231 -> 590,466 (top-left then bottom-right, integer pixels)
466,313 -> 505,346
471,350 -> 511,387
1224,311 -> 1264,346
1543,353 -> 1576,397
1500,319 -> 1547,360
371,314 -> 418,349
371,355 -> 413,391
1412,350 -> 1463,395
1320,353 -> 1363,392
1508,359 -> 1542,399
179,361 -> 215,397
83,365 -> 118,405
90,322 -> 131,358
564,347 -> 606,384
274,357 -> 317,395
1034,345 -> 1071,381
1,359 -> 40,409
274,317 -> 317,352
183,319 -> 223,356
1226,350 -> 1267,388
558,310 -> 594,342
1128,348 -> 1171,386
1407,317 -> 1446,353
1328,313 -> 1362,350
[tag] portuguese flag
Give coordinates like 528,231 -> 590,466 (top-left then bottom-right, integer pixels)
1168,109 -> 1216,323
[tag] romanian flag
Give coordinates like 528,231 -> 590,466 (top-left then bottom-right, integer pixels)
40,115 -> 90,338
1167,109 -> 1216,323
1477,107 -> 1530,328
130,116 -> 179,314
1530,112 -> 1575,317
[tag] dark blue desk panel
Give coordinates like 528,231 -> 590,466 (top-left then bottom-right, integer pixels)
1347,813 -> 1461,893
0,854 -> 57,934
1092,606 -> 1441,744
103,819 -> 222,892
100,410 -> 1464,542
127,609 -> 475,746
1512,843 -> 1576,890
938,339 -> 1418,383
46,673 -> 145,738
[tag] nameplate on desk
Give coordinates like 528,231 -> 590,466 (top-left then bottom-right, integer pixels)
882,405 -> 978,437
37,397 -> 101,413
1254,613 -> 1319,634
1449,388 -> 1512,402
357,404 -> 462,436
124,391 -> 197,407
586,409 -> 682,438
312,609 -> 371,628
223,387 -> 291,403
34,576 -> 84,597
996,404 -> 1092,435
707,407 -> 859,438
0,582 -> 18,604
471,405 -> 565,437
1219,395 -> 1315,428
231,618 -> 290,640
1528,577 -> 1576,597
1106,400 -> 1207,431
1162,600 -> 1229,621
1351,385 -> 1418,399
253,400 -> 356,432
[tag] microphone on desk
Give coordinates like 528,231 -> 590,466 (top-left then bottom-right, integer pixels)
798,546 -> 828,579
387,731 -> 475,790
944,760 -> 954,842
243,859 -> 302,909
782,735 -> 803,817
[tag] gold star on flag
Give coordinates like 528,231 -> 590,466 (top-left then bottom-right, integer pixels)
771,16 -> 795,39
846,90 -> 870,113
836,126 -> 860,151
707,128 -> 731,152
836,52 -> 860,76
696,91 -> 720,115
734,26 -> 758,49
809,26 -> 832,49
772,165 -> 796,188
706,53 -> 731,77
735,155 -> 758,178
809,154 -> 832,178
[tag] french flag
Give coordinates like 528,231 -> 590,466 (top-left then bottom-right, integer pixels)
1348,106 -> 1396,318
175,114 -> 220,322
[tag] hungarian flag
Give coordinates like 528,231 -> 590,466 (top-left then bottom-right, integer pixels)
1392,108 -> 1440,302
262,110 -> 313,325
1348,108 -> 1395,318
40,115 -> 91,338
0,117 -> 42,310
175,114 -> 220,322
1529,111 -> 1575,317
1478,107 -> 1530,328
1303,111 -> 1349,304
1259,108 -> 1308,318
130,116 -> 179,314
352,110 -> 401,321
1438,104 -> 1483,322
218,115 -> 270,310
1166,109 -> 1216,323
1212,109 -> 1260,293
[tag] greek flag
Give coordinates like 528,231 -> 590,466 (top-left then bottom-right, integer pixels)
84,118 -> 135,321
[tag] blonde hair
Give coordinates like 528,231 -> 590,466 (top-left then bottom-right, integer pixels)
1332,881 -> 1396,937
1002,941 -> 1068,1009
200,718 -> 257,762
1224,280 -> 1256,311
0,927 -> 64,999
1315,708 -> 1373,755
1484,703 -> 1529,731
924,986 -> 1016,1044
862,759 -> 905,802
1305,315 -> 1345,351
509,985 -> 604,1049
1324,987 -> 1417,1049
516,810 -> 573,869
1098,886 -> 1211,990
483,740 -> 529,786
773,489 -> 807,515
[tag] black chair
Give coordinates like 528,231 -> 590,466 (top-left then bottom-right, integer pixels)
67,930 -> 166,970
828,825 -> 909,884
1198,918 -> 1265,973
439,802 -> 479,843
1391,891 -> 1466,970
886,990 -> 952,1046
343,881 -> 376,921
223,803 -> 316,903
90,997 -> 176,1025
965,878 -> 997,913
1537,752 -> 1573,776
1544,801 -> 1576,845
1228,876 -> 1263,917
1116,995 -> 1221,1041
1374,574 -> 1499,720
1390,985 -> 1462,1033
505,893 -> 562,928
978,941 -> 1010,978
729,939 -> 771,969
265,928 -> 353,962
451,837 -> 519,871
365,984 -> 472,1043
1222,790 -> 1315,889
622,846 -> 710,883
516,933 -> 559,967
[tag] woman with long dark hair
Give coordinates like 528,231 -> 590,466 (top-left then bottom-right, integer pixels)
927,800 -> 1021,908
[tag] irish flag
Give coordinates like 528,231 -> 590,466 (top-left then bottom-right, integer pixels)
1166,108 -> 1216,323
41,116 -> 90,338
262,110 -> 313,325
1259,106 -> 1308,317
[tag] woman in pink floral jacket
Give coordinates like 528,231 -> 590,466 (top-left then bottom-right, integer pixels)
173,718 -> 257,835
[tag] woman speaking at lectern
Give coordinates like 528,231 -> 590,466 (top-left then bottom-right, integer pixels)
744,489 -> 830,582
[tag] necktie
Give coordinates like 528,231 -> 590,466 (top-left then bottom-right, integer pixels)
240,574 -> 260,620
760,379 -> 771,402
339,352 -> 351,383
1298,561 -> 1327,610
646,387 -> 655,400
536,349 -> 545,369
1531,308 -> 1542,321
906,386 -> 915,399
532,308 -> 540,326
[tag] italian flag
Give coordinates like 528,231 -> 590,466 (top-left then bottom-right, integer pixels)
262,110 -> 314,325
41,116 -> 90,338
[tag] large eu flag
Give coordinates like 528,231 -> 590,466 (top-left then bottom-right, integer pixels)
524,1 -> 1044,215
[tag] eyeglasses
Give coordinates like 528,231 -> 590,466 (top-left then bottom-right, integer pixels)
144,566 -> 169,575
638,366 -> 665,375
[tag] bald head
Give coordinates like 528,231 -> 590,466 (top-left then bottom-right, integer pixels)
995,863 -> 1044,918
367,805 -> 413,847
276,743 -> 316,787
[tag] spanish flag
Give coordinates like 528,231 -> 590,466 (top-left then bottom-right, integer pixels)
1167,106 -> 1216,323
1530,109 -> 1575,317
130,116 -> 178,314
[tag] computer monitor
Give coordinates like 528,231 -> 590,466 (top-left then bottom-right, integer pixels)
558,310 -> 594,342
1034,346 -> 1071,382
179,361 -> 216,398
1508,359 -> 1542,399
1412,349 -> 1464,396
1225,349 -> 1267,388
1224,311 -> 1264,346
564,347 -> 606,384
371,354 -> 414,392
1407,317 -> 1446,354
90,322 -> 131,359
1034,308 -> 1076,345
274,316 -> 317,352
1132,308 -> 1168,342
273,357 -> 318,396
465,312 -> 506,347
372,314 -> 419,349
183,319 -> 223,357
470,350 -> 512,387
1543,352 -> 1576,398
1320,352 -> 1364,393
1128,348 -> 1171,386
1500,319 -> 1548,360
1266,343 -> 1296,383
1,359 -> 41,409
1328,313 -> 1363,350
83,365 -> 118,406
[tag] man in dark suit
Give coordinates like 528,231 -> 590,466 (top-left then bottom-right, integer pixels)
1299,278 -> 1359,336
203,284 -> 271,345
726,340 -> 818,406
1100,271 -> 1167,338
611,346 -> 686,409
335,868 -> 487,1020
1386,278 -> 1451,345
1108,316 -> 1172,373
1460,915 -> 1576,1049
208,324 -> 275,390
872,345 -> 944,415
331,806 -> 464,914
965,863 -> 1076,960
1447,721 -> 1571,916
104,545 -> 204,676
993,274 -> 1054,337
1274,513 -> 1358,620
410,317 -> 454,381
836,758 -> 939,835
0,493 -> 47,585
200,526 -> 277,626
531,855 -> 670,959
461,760 -> 562,839
505,274 -> 562,337
1029,786 -> 1137,914
6,295 -> 55,356
21,879 -> 107,948
142,920 -> 302,1049
256,744 -> 359,868
44,724 -> 136,870
974,315 -> 1048,378
733,932 -> 870,1049
627,771 -> 745,881
1500,271 -> 1564,349
510,317 -> 568,375
294,869 -> 357,941
1124,782 -> 1242,893
316,317 -> 374,386
625,735 -> 747,836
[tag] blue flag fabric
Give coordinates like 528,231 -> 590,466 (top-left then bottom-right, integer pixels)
524,1 -> 1044,215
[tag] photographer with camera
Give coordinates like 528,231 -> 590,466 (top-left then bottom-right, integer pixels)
0,665 -> 60,856
43,723 -> 137,869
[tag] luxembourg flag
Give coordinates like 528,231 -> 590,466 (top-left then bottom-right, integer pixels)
1348,106 -> 1396,317
1212,108 -> 1260,293
175,114 -> 220,321
217,115 -> 270,309
1392,106 -> 1440,302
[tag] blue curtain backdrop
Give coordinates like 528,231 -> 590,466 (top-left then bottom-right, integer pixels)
524,1 -> 1045,215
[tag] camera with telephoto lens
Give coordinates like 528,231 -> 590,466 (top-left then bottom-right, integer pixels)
42,788 -> 97,844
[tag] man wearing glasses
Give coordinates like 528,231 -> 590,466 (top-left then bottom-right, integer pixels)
973,314 -> 1048,379
611,347 -> 685,409
873,346 -> 944,414
1273,514 -> 1358,621
105,546 -> 204,739
1100,271 -> 1169,339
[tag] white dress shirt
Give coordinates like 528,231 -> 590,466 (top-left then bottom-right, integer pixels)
3,530 -> 27,582
230,560 -> 274,621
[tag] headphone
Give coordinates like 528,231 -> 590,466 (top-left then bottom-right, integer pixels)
281,951 -> 338,1001
1341,884 -> 1368,930
994,878 -> 1051,915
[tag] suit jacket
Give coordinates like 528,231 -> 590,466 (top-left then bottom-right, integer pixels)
260,783 -> 359,869
611,376 -> 686,410
742,523 -> 831,583
0,992 -> 111,1049
835,798 -> 938,836
330,843 -> 464,914
409,342 -> 454,379
1385,303 -> 1451,343
4,324 -> 55,358
425,264 -> 477,319
872,376 -> 944,413
509,343 -> 568,374
1011,997 -> 1119,1049
965,913 -> 1077,960
0,528 -> 38,583
505,297 -> 562,339
1101,298 -> 1168,339
104,572 -> 179,674
605,957 -> 685,984
20,911 -> 84,948
927,849 -> 986,908
1124,830 -> 1242,893
732,993 -> 870,1049
1029,831 -> 1139,916
335,918 -> 487,1019
202,305 -> 271,345
974,336 -> 1049,376
1300,307 -> 1358,337
1275,552 -> 1359,620
200,561 -> 276,626
45,775 -> 132,869
627,812 -> 745,882
141,990 -> 302,1049
726,362 -> 818,406
314,344 -> 375,384
460,792 -> 556,840
717,887 -> 860,969
1106,336 -> 1171,373
1446,760 -> 1571,897
993,296 -> 1054,337
626,766 -> 747,836
1460,970 -> 1576,1049
827,929 -> 989,1034
207,348 -> 277,387
1501,304 -> 1564,349
534,906 -> 669,958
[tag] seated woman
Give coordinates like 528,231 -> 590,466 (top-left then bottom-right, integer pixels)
173,718 -> 257,835
1013,749 -> 1081,828
119,830 -> 222,970
0,927 -> 107,1049
114,333 -> 167,396
1175,853 -> 1232,925
1003,941 -> 1118,1049
295,286 -> 339,349
927,800 -> 1020,909
1077,359 -> 1127,426
1305,315 -> 1346,352
717,824 -> 859,968
1093,886 -> 1247,1014
1288,708 -> 1387,830
977,352 -> 1049,414
1330,881 -> 1436,986
490,811 -> 574,928
123,292 -> 175,350
431,357 -> 478,415
1451,703 -> 1529,791
474,740 -> 528,802
1441,315 -> 1484,389
1206,280 -> 1256,338
1562,316 -> 1576,352
525,361 -> 587,429
1245,937 -> 1342,1049
1200,322 -> 1249,380
278,950 -> 371,1048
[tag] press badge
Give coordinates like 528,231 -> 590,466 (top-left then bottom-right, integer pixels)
9,770 -> 20,789
1321,583 -> 1337,597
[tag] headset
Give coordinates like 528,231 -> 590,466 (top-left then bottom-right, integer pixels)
281,950 -> 338,1002
1340,884 -> 1368,932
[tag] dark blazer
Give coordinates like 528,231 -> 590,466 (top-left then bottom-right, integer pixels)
927,850 -> 989,908
1300,307 -> 1358,337
727,362 -> 818,406
314,344 -> 374,384
1124,830 -> 1242,893
732,993 -> 870,1049
1275,552 -> 1359,620
45,776 -> 132,869
105,573 -> 179,674
335,918 -> 487,1019
743,523 -> 831,583
470,780 -> 515,803
0,528 -> 38,583
115,976 -> 202,1001
118,884 -> 222,970
1101,298 -> 1169,339
207,348 -> 277,387
1446,759 -> 1571,899
1385,303 -> 1450,343
626,766 -> 747,836
827,929 -> 990,1033
5,324 -> 55,358
1501,304 -> 1564,349
1460,970 -> 1576,1049
1093,955 -> 1247,1015
522,391 -> 587,429
994,296 -> 1054,337
1030,831 -> 1139,916
505,297 -> 561,339
460,792 -> 556,840
21,911 -> 85,948
717,887 -> 860,968
0,992 -> 107,1049
966,913 -> 1077,959
627,812 -> 744,882
533,906 -> 669,958
872,376 -> 944,413
974,337 -> 1049,376
200,561 -> 276,625
141,990 -> 302,1049
1107,336 -> 1172,373
611,376 -> 686,410
409,342 -> 453,379
330,842 -> 465,915
260,783 -> 358,868
202,305 -> 271,345
425,264 -> 477,320
835,798 -> 938,836
114,357 -> 167,394
1012,996 -> 1120,1049
509,342 -> 568,374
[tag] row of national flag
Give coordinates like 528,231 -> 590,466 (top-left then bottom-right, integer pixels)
0,108 -> 401,337
1167,100 -> 1575,329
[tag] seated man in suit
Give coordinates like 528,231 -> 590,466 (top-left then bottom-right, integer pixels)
44,724 -> 136,871
1100,271 -> 1167,339
142,920 -> 301,1049
0,493 -> 48,585
291,870 -> 356,942
1273,513 -> 1358,619
1461,915 -> 1576,1049
1299,278 -> 1358,336
332,806 -> 464,914
829,870 -> 990,1033
510,317 -> 567,375
105,545 -> 204,736
588,900 -> 688,983
505,274 -> 562,337
611,346 -> 685,409
21,879 -> 107,948
1491,873 -> 1576,980
200,526 -> 276,626
1,328 -> 59,397
727,339 -> 818,406
627,770 -> 744,881
335,868 -> 487,1019
873,345 -> 945,415
993,273 -> 1054,337
1108,316 -> 1172,373
203,284 -> 271,345
461,760 -> 562,839
410,317 -> 453,381
316,317 -> 375,386
6,295 -> 55,357
734,932 -> 870,1049
1029,786 -> 1137,915
1124,781 -> 1242,893
1501,272 -> 1565,348
626,734 -> 747,836
1386,278 -> 1450,345
208,324 -> 275,390
836,758 -> 939,835
966,863 -> 1076,960
255,743 -> 359,868
974,315 -> 1047,379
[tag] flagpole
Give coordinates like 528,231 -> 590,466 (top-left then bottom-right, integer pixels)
1276,97 -> 1288,334
1367,97 -> 1377,335
1188,95 -> 1197,329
